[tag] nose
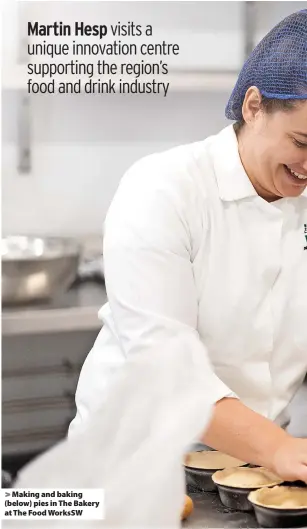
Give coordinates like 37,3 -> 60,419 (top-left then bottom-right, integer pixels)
302,159 -> 307,173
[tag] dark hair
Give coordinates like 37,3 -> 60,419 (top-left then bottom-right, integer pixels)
234,95 -> 300,133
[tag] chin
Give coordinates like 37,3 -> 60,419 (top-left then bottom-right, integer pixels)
274,174 -> 306,199
276,185 -> 306,198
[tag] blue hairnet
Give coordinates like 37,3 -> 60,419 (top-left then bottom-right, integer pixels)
226,9 -> 307,121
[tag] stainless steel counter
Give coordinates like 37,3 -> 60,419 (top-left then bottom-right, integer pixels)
184,492 -> 259,528
2,282 -> 107,336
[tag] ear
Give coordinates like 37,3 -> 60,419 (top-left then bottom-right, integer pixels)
242,86 -> 262,124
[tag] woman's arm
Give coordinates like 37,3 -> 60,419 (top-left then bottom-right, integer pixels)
104,154 -> 307,484
202,397 -> 307,483
103,154 -> 232,405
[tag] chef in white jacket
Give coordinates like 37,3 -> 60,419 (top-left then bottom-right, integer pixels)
70,10 -> 307,482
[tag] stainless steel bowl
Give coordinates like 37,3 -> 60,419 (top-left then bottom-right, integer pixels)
2,236 -> 80,304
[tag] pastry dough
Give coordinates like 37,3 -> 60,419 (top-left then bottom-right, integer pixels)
181,495 -> 194,520
184,451 -> 246,470
249,486 -> 307,509
212,466 -> 282,488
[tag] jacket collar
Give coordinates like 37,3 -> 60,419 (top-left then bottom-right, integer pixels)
211,125 -> 257,202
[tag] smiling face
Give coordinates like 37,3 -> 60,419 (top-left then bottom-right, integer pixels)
237,87 -> 307,201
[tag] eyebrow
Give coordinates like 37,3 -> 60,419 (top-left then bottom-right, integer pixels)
292,131 -> 307,138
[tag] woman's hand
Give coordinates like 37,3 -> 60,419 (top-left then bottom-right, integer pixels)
201,398 -> 307,480
272,437 -> 307,483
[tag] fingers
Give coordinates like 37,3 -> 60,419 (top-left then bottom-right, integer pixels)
296,464 -> 307,484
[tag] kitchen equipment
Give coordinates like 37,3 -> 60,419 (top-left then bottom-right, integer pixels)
249,485 -> 307,528
213,481 -> 256,511
75,233 -> 104,283
184,451 -> 246,493
185,464 -> 218,492
212,467 -> 282,512
2,236 -> 80,304
251,502 -> 307,528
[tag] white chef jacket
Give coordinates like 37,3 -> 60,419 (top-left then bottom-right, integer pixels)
69,124 -> 307,436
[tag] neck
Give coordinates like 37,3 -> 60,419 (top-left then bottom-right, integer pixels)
235,126 -> 280,203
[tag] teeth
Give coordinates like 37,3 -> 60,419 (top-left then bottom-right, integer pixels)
288,167 -> 307,180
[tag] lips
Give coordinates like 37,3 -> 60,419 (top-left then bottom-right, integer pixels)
284,165 -> 307,185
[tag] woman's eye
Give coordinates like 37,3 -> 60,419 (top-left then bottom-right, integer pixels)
293,139 -> 307,148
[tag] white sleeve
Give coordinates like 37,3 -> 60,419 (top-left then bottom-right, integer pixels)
103,155 -> 234,404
